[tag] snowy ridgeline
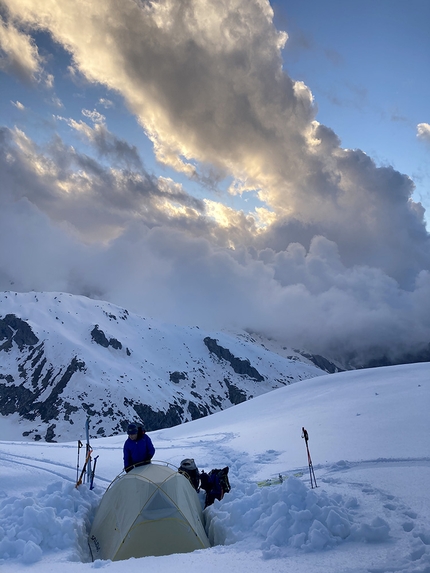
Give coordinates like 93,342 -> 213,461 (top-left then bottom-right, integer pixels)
0,475 -> 390,564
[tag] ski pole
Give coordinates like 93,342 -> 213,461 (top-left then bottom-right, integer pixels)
76,440 -> 83,483
302,427 -> 317,489
85,416 -> 91,483
90,455 -> 99,490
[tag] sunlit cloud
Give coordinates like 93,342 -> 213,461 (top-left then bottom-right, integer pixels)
0,17 -> 42,83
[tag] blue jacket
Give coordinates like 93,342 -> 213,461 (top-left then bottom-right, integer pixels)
123,434 -> 155,470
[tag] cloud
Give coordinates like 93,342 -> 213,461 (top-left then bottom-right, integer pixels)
0,0 -> 429,366
98,98 -> 114,109
12,100 -> 25,110
66,116 -> 144,170
417,123 -> 430,143
0,125 -> 208,243
82,108 -> 105,124
0,16 -> 42,83
1,123 -> 429,367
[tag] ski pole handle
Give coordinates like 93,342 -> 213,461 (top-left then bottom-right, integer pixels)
302,427 -> 309,442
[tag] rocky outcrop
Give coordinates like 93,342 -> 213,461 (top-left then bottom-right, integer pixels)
224,379 -> 248,405
91,325 -> 122,350
204,337 -> 264,381
170,371 -> 187,383
295,351 -> 343,374
0,314 -> 39,350
128,401 -> 184,431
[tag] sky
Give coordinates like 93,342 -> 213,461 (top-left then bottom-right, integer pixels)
0,361 -> 430,572
0,0 -> 429,366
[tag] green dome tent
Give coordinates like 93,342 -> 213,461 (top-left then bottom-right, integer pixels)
88,462 -> 210,561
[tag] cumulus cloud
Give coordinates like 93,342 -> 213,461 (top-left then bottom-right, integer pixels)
417,123 -> 430,143
0,0 -> 429,366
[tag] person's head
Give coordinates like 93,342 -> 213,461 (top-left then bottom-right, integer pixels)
127,423 -> 138,440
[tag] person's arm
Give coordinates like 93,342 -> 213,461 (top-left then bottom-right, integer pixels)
123,441 -> 132,470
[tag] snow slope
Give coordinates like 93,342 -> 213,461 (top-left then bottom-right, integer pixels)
0,362 -> 429,573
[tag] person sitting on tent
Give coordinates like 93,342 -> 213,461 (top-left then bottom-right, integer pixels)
123,423 -> 155,472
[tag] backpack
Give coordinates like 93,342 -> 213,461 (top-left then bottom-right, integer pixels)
199,467 -> 231,508
178,458 -> 200,491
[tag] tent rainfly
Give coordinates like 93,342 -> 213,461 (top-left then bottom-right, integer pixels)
88,462 -> 211,561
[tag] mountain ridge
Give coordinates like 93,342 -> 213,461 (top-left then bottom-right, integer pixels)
0,291 -> 330,442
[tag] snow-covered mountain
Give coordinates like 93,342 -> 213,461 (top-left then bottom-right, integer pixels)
0,291 -> 330,442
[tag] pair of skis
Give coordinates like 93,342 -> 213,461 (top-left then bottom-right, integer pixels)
75,417 -> 99,489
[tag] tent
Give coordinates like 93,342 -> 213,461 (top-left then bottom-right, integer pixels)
88,462 -> 211,561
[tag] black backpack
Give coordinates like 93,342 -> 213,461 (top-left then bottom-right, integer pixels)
178,458 -> 200,491
200,467 -> 231,508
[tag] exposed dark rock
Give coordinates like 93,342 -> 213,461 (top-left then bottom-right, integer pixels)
129,401 -> 184,431
109,337 -> 122,350
104,312 -> 117,320
188,400 -> 209,420
91,325 -> 122,350
0,338 -> 13,351
224,378 -> 247,405
170,371 -> 187,384
81,403 -> 98,417
30,347 -> 45,369
91,325 -> 109,348
0,382 -> 35,416
295,351 -> 343,374
30,356 -> 47,389
63,402 -> 79,421
45,424 -> 56,442
209,394 -> 222,409
33,357 -> 87,423
0,314 -> 39,350
0,321 -> 13,340
204,337 -> 264,381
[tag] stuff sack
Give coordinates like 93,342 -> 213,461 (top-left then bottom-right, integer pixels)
200,467 -> 231,508
178,458 -> 200,491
